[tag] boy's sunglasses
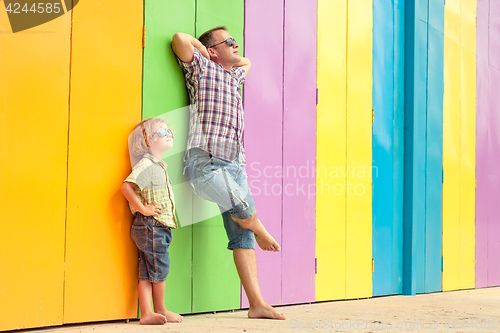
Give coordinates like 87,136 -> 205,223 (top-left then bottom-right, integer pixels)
141,122 -> 173,148
208,37 -> 236,49
154,127 -> 174,139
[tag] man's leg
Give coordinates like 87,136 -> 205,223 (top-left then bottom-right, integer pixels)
233,248 -> 286,320
232,212 -> 280,252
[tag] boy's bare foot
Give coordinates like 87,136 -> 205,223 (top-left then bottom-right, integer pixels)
156,310 -> 183,323
255,232 -> 281,252
140,312 -> 167,325
248,303 -> 286,320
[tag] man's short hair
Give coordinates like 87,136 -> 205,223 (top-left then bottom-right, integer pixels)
198,26 -> 228,48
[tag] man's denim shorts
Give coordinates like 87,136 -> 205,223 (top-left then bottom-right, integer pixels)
184,148 -> 256,249
130,213 -> 172,283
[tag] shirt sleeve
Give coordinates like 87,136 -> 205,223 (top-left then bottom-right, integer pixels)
177,48 -> 209,81
124,159 -> 152,190
232,67 -> 246,85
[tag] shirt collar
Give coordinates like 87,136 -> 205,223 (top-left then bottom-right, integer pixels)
144,153 -> 168,168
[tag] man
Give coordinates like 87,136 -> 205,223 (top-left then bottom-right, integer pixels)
172,27 -> 285,320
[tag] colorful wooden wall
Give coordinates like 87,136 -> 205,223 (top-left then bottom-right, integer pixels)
1,0 -> 499,331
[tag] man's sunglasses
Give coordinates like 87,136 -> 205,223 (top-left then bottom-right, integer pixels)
208,37 -> 236,49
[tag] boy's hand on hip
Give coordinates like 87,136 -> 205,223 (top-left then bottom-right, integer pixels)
142,201 -> 162,216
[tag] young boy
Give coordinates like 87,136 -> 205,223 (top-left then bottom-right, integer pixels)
121,118 -> 183,325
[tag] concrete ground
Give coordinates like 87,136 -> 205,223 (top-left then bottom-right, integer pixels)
18,287 -> 499,333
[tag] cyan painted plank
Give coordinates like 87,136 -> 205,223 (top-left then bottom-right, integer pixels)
372,0 -> 397,297
425,20 -> 444,293
393,0 -> 405,296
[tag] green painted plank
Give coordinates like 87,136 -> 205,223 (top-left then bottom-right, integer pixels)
191,0 -> 244,313
142,0 -> 196,314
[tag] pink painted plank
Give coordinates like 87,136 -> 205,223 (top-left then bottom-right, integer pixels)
476,0 -> 489,62
475,0 -> 489,289
475,58 -> 489,289
281,0 -> 317,303
242,0 -> 284,307
487,66 -> 500,287
489,0 -> 500,70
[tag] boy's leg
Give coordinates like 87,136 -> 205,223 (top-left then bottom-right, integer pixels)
233,248 -> 286,320
152,281 -> 183,323
138,280 -> 167,325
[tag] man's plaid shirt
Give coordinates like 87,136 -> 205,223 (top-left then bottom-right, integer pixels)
124,153 -> 177,229
178,48 -> 246,164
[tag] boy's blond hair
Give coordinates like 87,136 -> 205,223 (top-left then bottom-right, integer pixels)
128,118 -> 166,167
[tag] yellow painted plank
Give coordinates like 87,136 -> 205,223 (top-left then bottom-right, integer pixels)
63,0 -> 143,323
460,0 -> 476,53
316,0 -> 347,302
0,9 -> 70,331
445,0 -> 461,44
459,46 -> 476,289
345,0 -> 373,299
442,32 -> 461,291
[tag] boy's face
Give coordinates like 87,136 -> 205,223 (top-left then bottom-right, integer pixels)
150,122 -> 173,152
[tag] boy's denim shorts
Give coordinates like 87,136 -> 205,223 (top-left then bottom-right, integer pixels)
184,148 -> 256,249
130,213 -> 172,283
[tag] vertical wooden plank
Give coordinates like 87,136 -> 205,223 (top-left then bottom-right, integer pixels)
489,0 -> 500,70
458,0 -> 476,290
487,65 -> 500,287
442,0 -> 461,290
191,0 -> 243,312
0,9 -> 70,331
475,0 -> 489,289
486,0 -> 500,288
393,0 -> 405,296
281,0 -> 317,304
403,0 -> 428,295
346,0 -> 373,299
316,0 -> 347,302
64,0 -> 142,323
244,0 -> 284,306
425,0 -> 444,293
372,0 -> 397,297
142,0 -> 195,314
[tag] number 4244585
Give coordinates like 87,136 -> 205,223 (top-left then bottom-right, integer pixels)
5,3 -> 62,14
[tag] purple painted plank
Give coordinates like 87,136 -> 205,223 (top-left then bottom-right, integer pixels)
282,0 -> 316,304
243,0 -> 284,307
487,66 -> 500,287
475,58 -> 489,289
489,0 -> 500,70
475,0 -> 489,289
476,0 -> 489,62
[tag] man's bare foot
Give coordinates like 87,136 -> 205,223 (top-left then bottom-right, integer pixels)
248,303 -> 286,320
139,312 -> 167,325
255,232 -> 281,252
156,310 -> 183,323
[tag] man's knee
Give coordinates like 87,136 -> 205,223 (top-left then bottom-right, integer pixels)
232,212 -> 257,226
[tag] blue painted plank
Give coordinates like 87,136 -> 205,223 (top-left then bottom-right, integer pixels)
393,0 -> 405,296
372,0 -> 396,297
425,3 -> 444,293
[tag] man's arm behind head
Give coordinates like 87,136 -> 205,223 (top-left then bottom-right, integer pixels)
171,32 -> 210,62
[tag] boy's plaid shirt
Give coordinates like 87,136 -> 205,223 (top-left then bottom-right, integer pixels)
124,154 -> 177,229
178,48 -> 246,164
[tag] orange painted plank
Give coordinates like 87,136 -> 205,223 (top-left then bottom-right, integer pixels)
0,8 -> 70,331
63,0 -> 143,323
